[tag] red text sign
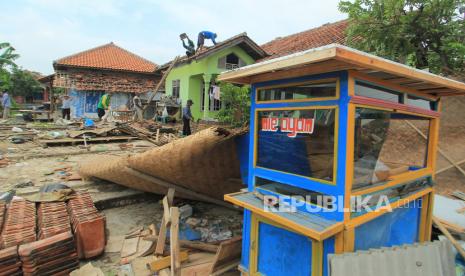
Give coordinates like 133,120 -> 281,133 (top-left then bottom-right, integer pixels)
261,117 -> 315,138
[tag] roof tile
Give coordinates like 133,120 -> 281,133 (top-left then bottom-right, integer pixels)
261,20 -> 349,60
54,43 -> 157,73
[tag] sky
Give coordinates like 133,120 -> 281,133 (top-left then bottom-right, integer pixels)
0,0 -> 346,75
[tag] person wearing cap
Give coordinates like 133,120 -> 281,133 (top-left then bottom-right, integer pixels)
182,99 -> 194,136
61,94 -> 72,120
1,90 -> 11,119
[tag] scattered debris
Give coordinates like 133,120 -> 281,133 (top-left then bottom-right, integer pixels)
70,262 -> 104,276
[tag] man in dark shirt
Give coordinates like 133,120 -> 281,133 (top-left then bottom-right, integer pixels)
182,99 -> 194,136
181,35 -> 195,57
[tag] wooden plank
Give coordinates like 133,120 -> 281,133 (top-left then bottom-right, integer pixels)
436,158 -> 465,174
218,47 -> 338,83
155,188 -> 176,256
148,251 -> 188,272
163,197 -> 171,227
334,46 -> 465,94
170,207 -> 181,276
208,236 -> 242,275
120,237 -> 139,258
155,217 -> 168,256
40,136 -> 138,146
143,56 -> 180,112
405,120 -> 465,177
432,216 -> 465,260
452,191 -> 465,202
144,237 -> 219,253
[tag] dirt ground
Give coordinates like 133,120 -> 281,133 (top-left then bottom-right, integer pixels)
0,123 -> 243,275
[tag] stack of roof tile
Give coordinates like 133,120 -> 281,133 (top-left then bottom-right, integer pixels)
67,191 -> 105,259
18,231 -> 79,276
0,202 -> 6,233
38,202 -> 71,239
0,246 -> 22,275
1,199 -> 36,248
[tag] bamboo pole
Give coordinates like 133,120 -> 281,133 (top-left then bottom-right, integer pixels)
404,121 -> 465,177
143,56 -> 180,112
432,216 -> 465,260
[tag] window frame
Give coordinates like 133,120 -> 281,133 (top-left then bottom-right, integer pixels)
253,105 -> 339,185
172,79 -> 180,98
255,78 -> 340,104
351,105 -> 433,193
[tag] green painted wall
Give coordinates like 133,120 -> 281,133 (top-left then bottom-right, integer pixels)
165,45 -> 255,119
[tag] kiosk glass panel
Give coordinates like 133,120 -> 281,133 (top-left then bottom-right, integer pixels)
257,81 -> 336,102
353,107 -> 430,190
256,108 -> 336,181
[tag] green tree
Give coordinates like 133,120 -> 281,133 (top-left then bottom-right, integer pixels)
9,68 -> 43,101
216,83 -> 251,127
0,42 -> 19,90
0,42 -> 19,68
339,0 -> 465,75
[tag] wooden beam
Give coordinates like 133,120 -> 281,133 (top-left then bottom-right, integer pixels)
404,121 -> 465,178
218,46 -> 337,83
432,216 -> 465,260
170,207 -> 181,276
350,70 -> 438,100
143,56 -> 180,112
124,167 -> 237,210
335,46 -> 465,94
148,251 -> 189,272
250,61 -> 352,84
155,188 -> 175,256
436,158 -> 465,174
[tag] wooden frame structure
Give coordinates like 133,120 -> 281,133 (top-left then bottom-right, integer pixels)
219,44 -> 465,276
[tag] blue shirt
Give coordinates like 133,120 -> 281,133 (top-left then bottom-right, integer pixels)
2,93 -> 11,108
200,31 -> 217,44
182,106 -> 192,120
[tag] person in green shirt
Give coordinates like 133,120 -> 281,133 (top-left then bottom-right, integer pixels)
97,93 -> 111,120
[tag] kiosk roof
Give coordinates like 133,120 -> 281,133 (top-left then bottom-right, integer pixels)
218,44 -> 465,97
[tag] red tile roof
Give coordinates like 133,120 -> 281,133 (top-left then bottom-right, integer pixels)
261,20 -> 349,60
54,42 -> 157,73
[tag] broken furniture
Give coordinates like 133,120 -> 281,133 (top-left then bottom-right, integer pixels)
219,44 -> 465,275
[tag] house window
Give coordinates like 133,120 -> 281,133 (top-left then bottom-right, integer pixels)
172,80 -> 180,98
218,53 -> 245,70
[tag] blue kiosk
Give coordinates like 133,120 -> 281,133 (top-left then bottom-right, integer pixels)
219,44 -> 465,276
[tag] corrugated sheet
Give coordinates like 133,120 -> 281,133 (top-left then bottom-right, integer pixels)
328,240 -> 455,276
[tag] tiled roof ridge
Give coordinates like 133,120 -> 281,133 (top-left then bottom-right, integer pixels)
54,42 -> 157,73
261,19 -> 349,48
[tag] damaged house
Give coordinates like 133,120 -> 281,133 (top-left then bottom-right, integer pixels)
52,42 -> 160,119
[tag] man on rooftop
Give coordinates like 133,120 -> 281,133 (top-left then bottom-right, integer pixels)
197,31 -> 217,52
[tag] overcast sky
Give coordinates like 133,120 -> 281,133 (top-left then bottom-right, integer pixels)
0,0 -> 346,75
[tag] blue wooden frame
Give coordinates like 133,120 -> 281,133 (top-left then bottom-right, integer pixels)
247,71 -> 350,222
